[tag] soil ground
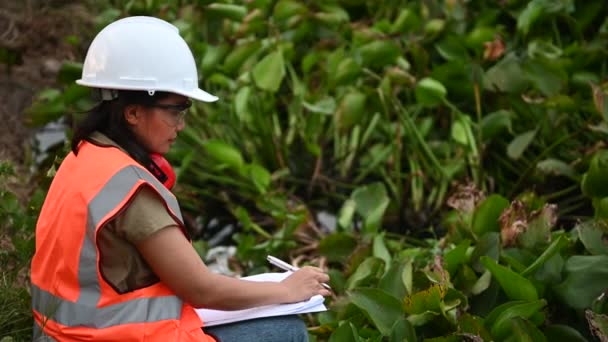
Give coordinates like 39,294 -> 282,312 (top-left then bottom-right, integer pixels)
0,0 -> 94,202
0,0 -> 93,166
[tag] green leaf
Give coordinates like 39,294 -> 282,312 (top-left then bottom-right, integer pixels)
247,163 -> 271,194
346,257 -> 384,290
94,7 -> 121,28
202,44 -> 229,75
1,191 -> 20,214
519,204 -> 557,250
576,220 -> 608,255
373,233 -> 392,272
406,310 -> 440,329
471,270 -> 492,295
554,255 -> 608,309
273,0 -> 308,21
337,199 -> 356,231
458,313 -> 492,341
390,8 -> 420,34
62,84 -> 89,105
223,41 -> 262,75
359,40 -> 401,69
593,197 -> 608,220
25,90 -> 67,126
451,118 -> 468,146
234,86 -> 252,124
202,139 -> 245,172
508,317 -> 547,342
253,50 -> 286,93
232,206 -> 271,238
472,195 -> 510,236
517,0 -> 545,36
206,3 -> 247,21
424,19 -> 445,38
38,88 -> 62,101
521,235 -> 568,276
481,110 -> 513,140
207,72 -> 236,88
484,54 -> 528,93
57,61 -> 83,84
333,57 -> 361,86
490,300 -> 547,339
485,300 -> 526,328
402,259 -> 413,295
534,252 -> 564,284
318,233 -> 358,263
415,77 -> 447,107
355,144 -> 393,183
527,40 -> 563,60
444,240 -> 471,276
329,321 -> 362,342
389,317 -> 416,342
581,150 -> 608,197
314,4 -> 350,27
351,183 -> 389,234
302,97 -> 336,115
466,26 -> 497,49
502,248 -> 534,273
536,158 -> 577,180
404,284 -> 445,314
480,256 -> 538,301
573,72 -> 600,89
507,130 -> 537,160
523,58 -> 567,96
471,232 -> 501,273
544,324 -> 588,342
349,288 -> 405,336
435,35 -> 469,61
335,91 -> 366,131
378,261 -> 409,299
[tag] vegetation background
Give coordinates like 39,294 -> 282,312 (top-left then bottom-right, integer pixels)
1,0 -> 608,341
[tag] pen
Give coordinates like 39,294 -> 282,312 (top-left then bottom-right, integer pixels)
267,255 -> 332,290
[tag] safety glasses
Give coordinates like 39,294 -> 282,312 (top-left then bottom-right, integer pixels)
148,101 -> 192,127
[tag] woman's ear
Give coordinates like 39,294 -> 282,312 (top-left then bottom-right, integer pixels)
124,104 -> 141,125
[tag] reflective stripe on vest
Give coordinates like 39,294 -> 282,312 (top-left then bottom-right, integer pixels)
32,165 -> 183,328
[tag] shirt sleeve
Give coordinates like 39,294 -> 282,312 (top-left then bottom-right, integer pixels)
114,185 -> 179,243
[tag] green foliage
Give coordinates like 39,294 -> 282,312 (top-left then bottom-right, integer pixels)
0,161 -> 42,341
14,0 -> 608,341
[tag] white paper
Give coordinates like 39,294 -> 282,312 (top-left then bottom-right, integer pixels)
196,272 -> 327,327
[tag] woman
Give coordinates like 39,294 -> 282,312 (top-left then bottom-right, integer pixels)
30,16 -> 330,342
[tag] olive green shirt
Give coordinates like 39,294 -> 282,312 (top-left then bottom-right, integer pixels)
90,132 -> 178,293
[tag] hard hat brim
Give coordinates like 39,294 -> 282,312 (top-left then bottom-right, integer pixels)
76,80 -> 219,103
180,88 -> 219,103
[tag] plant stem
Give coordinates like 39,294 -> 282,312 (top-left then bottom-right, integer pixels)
396,102 -> 448,179
510,130 -> 583,198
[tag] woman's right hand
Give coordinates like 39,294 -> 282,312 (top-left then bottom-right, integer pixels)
280,266 -> 331,303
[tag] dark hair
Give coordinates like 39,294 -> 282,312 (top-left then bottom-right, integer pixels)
71,89 -> 171,171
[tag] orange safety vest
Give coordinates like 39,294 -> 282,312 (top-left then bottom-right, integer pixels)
31,141 -> 215,342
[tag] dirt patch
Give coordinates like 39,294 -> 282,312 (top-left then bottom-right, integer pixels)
0,0 -> 94,165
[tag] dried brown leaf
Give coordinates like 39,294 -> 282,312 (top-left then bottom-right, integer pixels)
483,37 -> 505,61
447,182 -> 485,213
499,200 -> 528,247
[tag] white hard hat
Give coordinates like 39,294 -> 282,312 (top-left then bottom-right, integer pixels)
76,16 -> 218,102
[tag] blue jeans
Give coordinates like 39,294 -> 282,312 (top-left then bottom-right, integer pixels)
204,315 -> 308,342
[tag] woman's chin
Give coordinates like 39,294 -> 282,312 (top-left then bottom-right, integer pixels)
152,147 -> 170,155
